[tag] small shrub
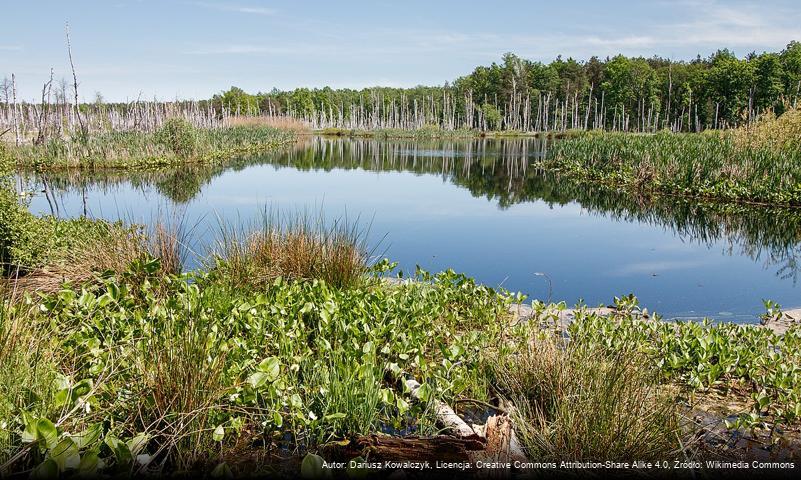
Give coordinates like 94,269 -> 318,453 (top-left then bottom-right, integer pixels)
156,118 -> 197,158
0,188 -> 47,275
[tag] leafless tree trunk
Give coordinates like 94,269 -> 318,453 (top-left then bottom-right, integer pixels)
66,23 -> 86,136
36,68 -> 55,144
11,74 -> 20,145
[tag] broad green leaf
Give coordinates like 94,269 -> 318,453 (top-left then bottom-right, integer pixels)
70,423 -> 103,450
127,432 -> 149,456
247,372 -> 270,389
21,416 -> 38,444
50,438 -> 80,472
36,418 -> 59,450
105,436 -> 132,466
272,411 -> 283,427
301,453 -> 330,479
71,379 -> 94,402
290,393 -> 303,409
257,357 -> 281,382
78,451 -> 100,474
212,425 -> 225,442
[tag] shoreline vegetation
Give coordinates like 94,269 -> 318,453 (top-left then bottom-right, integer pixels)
10,120 -> 298,171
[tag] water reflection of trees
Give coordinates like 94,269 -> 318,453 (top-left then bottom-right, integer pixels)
23,136 -> 801,282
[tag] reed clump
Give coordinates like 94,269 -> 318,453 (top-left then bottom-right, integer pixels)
10,124 -> 295,170
211,211 -> 369,290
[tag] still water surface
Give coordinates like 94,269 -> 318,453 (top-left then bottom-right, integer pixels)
22,136 -> 801,321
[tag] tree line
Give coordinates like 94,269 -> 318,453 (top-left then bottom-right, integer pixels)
212,42 -> 801,132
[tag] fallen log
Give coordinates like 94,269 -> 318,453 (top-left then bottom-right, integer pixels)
323,434 -> 484,462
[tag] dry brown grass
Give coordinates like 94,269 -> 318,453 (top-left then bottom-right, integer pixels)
2,220 -> 185,297
2,226 -> 146,296
226,115 -> 311,134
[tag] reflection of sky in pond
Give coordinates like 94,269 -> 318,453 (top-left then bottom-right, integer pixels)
23,138 -> 801,323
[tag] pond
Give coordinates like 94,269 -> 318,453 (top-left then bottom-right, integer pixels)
20,136 -> 801,322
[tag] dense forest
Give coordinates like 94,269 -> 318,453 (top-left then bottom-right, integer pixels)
212,43 -> 801,132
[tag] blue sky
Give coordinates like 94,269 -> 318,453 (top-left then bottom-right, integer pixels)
2,0 -> 800,101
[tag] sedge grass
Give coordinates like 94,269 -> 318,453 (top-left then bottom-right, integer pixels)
488,336 -> 684,462
9,124 -> 296,171
209,208 -> 373,290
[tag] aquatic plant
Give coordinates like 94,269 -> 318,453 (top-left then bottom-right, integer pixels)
564,300 -> 801,426
0,260 -> 512,475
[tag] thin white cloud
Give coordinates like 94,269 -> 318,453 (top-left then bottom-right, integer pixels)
0,45 -> 23,51
190,1 -> 275,16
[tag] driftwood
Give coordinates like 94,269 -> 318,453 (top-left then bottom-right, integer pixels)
761,308 -> 801,335
477,414 -> 526,463
404,378 -> 480,440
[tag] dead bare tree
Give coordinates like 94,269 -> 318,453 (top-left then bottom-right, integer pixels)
11,73 -> 20,145
66,22 -> 86,137
35,68 -> 54,144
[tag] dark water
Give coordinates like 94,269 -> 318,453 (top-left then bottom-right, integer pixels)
20,136 -> 801,321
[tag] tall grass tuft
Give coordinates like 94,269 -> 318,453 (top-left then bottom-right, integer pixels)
133,312 -> 229,471
0,301 -> 59,467
489,337 -> 684,462
210,209 -> 371,290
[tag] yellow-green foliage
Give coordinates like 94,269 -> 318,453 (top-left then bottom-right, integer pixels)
731,105 -> 801,153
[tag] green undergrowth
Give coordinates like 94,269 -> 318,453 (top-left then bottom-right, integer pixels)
0,183 -> 119,276
0,261 -> 518,475
3,249 -> 800,475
